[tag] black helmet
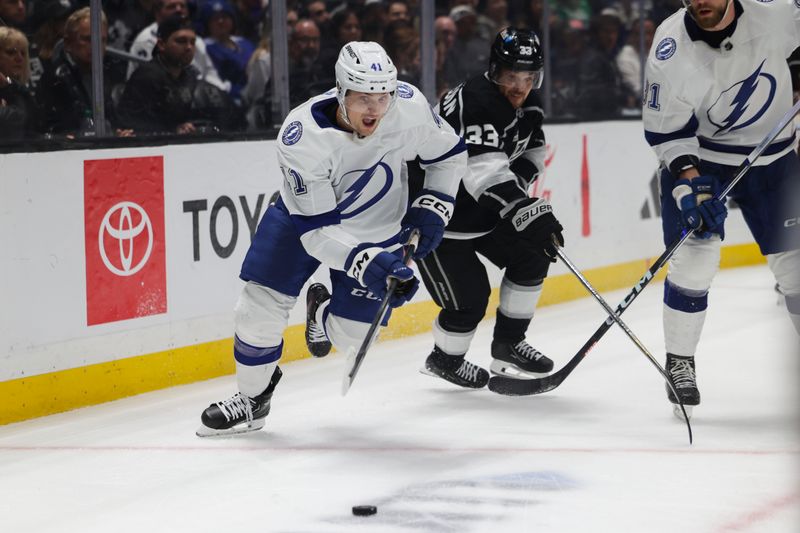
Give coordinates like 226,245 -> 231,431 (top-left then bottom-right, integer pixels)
489,27 -> 544,87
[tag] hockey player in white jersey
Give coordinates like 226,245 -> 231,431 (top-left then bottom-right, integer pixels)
197,42 -> 466,436
643,0 -> 800,416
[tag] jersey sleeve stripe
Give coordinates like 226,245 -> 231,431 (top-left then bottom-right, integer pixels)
289,209 -> 342,235
644,115 -> 699,147
419,138 -> 467,165
697,132 -> 797,156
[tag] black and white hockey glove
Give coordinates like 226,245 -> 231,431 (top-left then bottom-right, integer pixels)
401,190 -> 454,259
507,197 -> 564,261
345,245 -> 419,307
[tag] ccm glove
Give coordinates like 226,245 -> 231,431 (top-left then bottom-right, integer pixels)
507,197 -> 564,261
672,175 -> 727,239
400,190 -> 454,259
346,246 -> 419,307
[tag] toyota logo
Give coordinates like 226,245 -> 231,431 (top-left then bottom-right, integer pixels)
98,201 -> 153,276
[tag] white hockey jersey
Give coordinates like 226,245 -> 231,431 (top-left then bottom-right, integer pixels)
276,82 -> 467,271
643,0 -> 800,170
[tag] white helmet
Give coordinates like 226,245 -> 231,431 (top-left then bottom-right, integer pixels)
335,41 -> 398,123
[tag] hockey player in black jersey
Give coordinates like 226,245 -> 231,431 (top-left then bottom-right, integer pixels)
413,28 -> 564,388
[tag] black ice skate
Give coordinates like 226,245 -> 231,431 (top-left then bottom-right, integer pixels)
490,339 -> 554,379
196,367 -> 283,437
420,347 -> 489,389
305,283 -> 332,358
666,353 -> 700,419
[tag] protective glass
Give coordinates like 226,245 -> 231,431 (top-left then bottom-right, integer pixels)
343,91 -> 394,116
493,69 -> 543,91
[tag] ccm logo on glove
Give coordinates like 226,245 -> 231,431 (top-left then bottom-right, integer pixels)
411,194 -> 453,223
512,198 -> 552,231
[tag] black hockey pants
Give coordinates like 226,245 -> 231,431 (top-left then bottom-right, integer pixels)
416,219 -> 552,343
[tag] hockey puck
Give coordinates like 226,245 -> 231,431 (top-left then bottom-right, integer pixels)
352,505 -> 377,516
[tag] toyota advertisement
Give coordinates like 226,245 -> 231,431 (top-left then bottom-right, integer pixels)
84,157 -> 167,325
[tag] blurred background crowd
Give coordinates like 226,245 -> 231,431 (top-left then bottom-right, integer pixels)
1,0 -> 798,143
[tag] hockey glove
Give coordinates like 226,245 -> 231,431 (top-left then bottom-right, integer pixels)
672,175 -> 727,239
346,246 -> 419,307
507,197 -> 564,261
400,190 -> 454,259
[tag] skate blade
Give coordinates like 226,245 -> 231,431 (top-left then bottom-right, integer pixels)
672,403 -> 693,421
489,360 -> 550,380
195,418 -> 265,438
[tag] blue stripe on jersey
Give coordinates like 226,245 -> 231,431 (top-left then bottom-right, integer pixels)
644,115 -> 699,147
663,279 -> 708,313
290,209 -> 342,235
234,336 -> 283,366
697,132 -> 796,157
419,138 -> 467,164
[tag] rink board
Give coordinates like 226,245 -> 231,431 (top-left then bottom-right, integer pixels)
0,121 -> 765,424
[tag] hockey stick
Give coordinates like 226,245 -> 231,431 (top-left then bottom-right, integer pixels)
488,98 -> 800,398
341,230 -> 420,395
553,240 -> 692,442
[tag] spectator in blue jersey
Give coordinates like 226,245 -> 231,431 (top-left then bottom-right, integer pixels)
200,0 -> 255,103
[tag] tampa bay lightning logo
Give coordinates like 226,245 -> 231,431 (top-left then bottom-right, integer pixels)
397,83 -> 414,99
282,121 -> 303,145
655,38 -> 676,61
708,60 -> 776,136
337,155 -> 394,219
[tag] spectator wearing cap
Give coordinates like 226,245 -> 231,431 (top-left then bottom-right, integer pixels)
128,0 -> 229,92
119,14 -> 238,134
36,7 -> 128,136
443,4 -> 490,88
201,0 -> 255,103
0,0 -> 25,30
0,26 -> 40,139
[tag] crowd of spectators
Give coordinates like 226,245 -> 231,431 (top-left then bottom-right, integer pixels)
2,0 -> 769,143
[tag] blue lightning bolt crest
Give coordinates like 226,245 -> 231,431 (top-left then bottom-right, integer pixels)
707,60 -> 776,136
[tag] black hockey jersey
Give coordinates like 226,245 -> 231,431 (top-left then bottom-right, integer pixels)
434,73 -> 547,237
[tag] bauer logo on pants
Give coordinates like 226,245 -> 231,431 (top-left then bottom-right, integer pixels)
84,157 -> 167,325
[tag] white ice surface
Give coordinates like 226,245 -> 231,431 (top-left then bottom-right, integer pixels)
1,265 -> 798,533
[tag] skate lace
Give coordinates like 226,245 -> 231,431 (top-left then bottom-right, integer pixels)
307,320 -> 328,344
669,359 -> 696,389
218,393 -> 254,423
514,341 -> 545,362
455,361 -> 480,383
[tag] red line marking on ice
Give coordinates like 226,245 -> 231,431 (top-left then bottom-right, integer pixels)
715,490 -> 800,532
0,445 -> 797,455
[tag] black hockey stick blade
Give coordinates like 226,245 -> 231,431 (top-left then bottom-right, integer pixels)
489,99 -> 800,401
341,230 -> 420,395
551,242 -> 692,443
